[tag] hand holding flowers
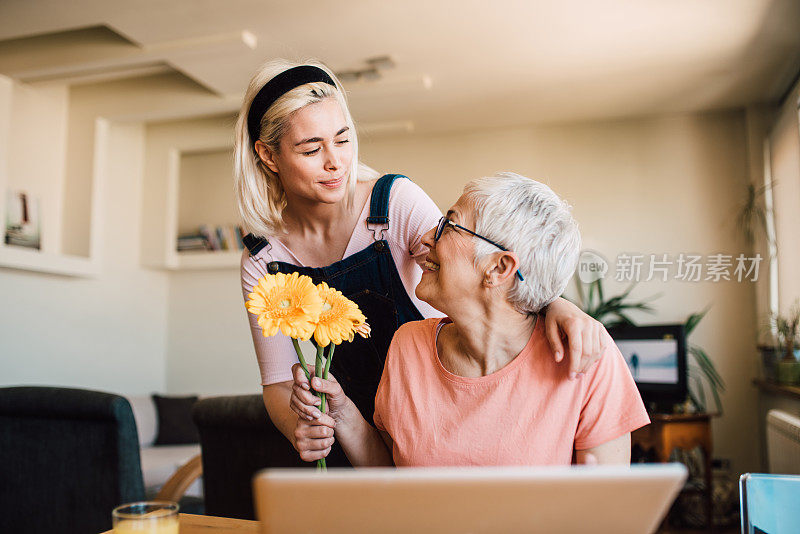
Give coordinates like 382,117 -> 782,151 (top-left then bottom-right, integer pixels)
246,272 -> 370,470
289,363 -> 347,463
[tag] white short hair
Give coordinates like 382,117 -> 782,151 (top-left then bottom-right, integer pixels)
234,58 -> 379,237
463,172 -> 581,313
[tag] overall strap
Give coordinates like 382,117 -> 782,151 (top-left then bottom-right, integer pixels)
366,174 -> 408,240
242,233 -> 269,257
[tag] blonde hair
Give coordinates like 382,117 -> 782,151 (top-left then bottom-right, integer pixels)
234,59 -> 379,237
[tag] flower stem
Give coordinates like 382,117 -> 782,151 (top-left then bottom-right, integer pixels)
314,344 -> 324,382
317,344 -> 335,472
314,345 -> 326,471
292,338 -> 311,380
314,344 -> 325,410
320,344 -> 335,413
324,344 -> 335,379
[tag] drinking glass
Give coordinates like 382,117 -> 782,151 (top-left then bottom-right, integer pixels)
112,501 -> 179,533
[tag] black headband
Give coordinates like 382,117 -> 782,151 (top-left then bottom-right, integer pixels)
247,65 -> 336,147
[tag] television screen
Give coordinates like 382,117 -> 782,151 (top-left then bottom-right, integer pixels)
617,339 -> 679,383
607,324 -> 687,405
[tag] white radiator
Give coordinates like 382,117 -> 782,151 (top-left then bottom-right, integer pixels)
767,409 -> 800,475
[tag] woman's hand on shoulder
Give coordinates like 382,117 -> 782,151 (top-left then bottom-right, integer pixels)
543,297 -> 609,378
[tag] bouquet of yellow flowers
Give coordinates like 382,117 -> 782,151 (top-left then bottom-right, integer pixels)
245,272 -> 370,470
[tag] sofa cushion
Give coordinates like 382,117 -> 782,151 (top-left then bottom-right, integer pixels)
152,394 -> 200,445
128,395 -> 157,447
139,443 -> 202,497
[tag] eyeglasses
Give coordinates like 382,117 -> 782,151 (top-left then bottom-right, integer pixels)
434,216 -> 525,281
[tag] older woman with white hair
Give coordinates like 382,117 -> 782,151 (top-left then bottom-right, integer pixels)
290,173 -> 649,465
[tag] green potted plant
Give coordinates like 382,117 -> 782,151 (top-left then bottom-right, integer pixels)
572,277 -> 657,327
771,301 -> 800,385
736,180 -> 780,380
572,277 -> 725,413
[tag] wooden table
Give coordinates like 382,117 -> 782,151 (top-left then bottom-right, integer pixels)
632,413 -> 714,530
102,513 -> 259,533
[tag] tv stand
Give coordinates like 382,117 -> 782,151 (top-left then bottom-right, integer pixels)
632,412 -> 714,529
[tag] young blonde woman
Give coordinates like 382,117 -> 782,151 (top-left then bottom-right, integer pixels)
235,59 -> 610,466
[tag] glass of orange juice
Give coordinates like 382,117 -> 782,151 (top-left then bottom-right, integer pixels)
112,501 -> 179,533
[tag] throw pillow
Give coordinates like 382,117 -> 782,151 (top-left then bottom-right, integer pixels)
152,394 -> 200,445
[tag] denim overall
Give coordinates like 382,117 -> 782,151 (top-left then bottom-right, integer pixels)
243,174 -> 425,466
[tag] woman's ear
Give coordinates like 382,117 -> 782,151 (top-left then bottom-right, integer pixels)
483,252 -> 520,287
254,140 -> 279,174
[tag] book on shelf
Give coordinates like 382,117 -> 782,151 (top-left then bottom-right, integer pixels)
197,224 -> 220,251
176,234 -> 208,251
4,190 -> 41,250
234,226 -> 245,250
216,227 -> 228,250
180,224 -> 245,252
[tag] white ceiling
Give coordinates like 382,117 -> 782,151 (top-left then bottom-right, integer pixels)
1,0 -> 799,132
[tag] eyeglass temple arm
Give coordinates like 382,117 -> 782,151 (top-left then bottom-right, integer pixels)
451,222 -> 525,281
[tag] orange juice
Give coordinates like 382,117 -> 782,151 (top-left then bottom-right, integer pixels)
113,515 -> 179,534
112,502 -> 179,534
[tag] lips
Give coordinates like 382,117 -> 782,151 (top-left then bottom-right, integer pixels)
423,257 -> 440,272
319,175 -> 345,188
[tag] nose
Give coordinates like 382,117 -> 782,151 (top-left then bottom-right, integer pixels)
421,225 -> 436,249
324,144 -> 341,172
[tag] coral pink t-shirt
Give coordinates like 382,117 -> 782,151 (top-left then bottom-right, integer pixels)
374,318 -> 650,466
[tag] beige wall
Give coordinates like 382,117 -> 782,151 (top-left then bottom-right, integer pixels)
0,119 -> 170,395
142,115 -> 233,267
359,111 -> 759,472
5,79 -> 68,254
768,80 -> 800,314
138,114 -> 260,395
165,269 -> 259,395
178,149 -> 238,234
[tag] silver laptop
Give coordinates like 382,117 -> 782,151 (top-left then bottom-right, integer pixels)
253,464 -> 686,534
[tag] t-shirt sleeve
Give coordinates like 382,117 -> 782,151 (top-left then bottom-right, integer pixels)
241,251 -> 298,386
574,335 -> 651,450
387,177 -> 442,268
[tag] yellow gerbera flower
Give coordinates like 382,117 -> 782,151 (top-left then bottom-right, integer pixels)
354,322 -> 371,339
246,272 -> 324,341
313,282 -> 368,347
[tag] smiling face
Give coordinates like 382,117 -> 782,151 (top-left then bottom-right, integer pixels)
261,97 -> 353,205
415,195 -> 486,315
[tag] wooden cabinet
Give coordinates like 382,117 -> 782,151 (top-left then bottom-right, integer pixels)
633,413 -> 714,529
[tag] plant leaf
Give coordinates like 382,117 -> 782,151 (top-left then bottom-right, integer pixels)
689,345 -> 725,390
685,307 -> 710,336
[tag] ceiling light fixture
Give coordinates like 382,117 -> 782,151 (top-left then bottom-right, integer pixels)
335,55 -> 395,84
